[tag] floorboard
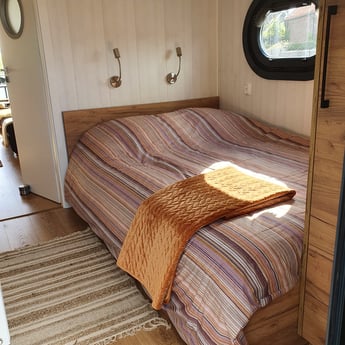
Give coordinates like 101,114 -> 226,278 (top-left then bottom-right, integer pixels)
0,136 -> 60,220
0,208 -> 88,251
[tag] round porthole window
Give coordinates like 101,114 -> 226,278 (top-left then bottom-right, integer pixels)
242,0 -> 319,81
0,0 -> 23,39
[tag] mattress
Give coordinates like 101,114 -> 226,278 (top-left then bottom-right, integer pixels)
64,107 -> 309,345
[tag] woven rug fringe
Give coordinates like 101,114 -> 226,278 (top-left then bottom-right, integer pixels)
93,317 -> 171,345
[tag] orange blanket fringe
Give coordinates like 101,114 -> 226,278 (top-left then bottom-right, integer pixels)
117,166 -> 296,309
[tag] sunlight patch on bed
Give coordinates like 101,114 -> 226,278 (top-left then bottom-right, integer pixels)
247,203 -> 292,219
202,161 -> 288,187
202,161 -> 292,218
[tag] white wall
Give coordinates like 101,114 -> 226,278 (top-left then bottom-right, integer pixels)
35,0 -> 218,204
218,0 -> 314,136
28,0 -> 314,203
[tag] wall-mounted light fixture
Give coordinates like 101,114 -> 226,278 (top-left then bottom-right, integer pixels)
110,48 -> 122,88
166,47 -> 182,84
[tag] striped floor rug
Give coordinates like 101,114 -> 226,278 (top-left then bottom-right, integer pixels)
0,229 -> 170,345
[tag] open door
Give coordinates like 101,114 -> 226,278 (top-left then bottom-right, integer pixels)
0,0 -> 60,202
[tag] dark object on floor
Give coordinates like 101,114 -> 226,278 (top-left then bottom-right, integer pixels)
0,160 -> 2,167
19,184 -> 31,196
6,122 -> 17,155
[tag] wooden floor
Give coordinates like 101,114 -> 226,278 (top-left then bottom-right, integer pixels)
0,207 -> 88,252
0,137 -> 185,345
0,138 -> 60,221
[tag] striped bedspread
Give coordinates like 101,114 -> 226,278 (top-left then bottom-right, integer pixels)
64,108 -> 309,345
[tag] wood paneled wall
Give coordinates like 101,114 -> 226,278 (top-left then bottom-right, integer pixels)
35,0 -> 218,204
34,0 -> 314,203
37,0 -> 217,109
218,0 -> 314,137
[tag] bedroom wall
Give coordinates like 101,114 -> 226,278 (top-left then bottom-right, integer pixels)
29,0 -> 313,203
218,0 -> 314,137
35,0 -> 218,204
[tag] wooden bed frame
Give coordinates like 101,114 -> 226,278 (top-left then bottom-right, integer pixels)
62,96 -> 307,345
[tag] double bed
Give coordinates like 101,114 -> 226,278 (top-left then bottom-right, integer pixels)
63,97 -> 309,345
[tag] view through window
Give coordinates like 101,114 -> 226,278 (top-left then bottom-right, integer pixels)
260,3 -> 318,60
243,0 -> 319,80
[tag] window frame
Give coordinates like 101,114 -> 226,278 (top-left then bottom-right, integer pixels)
242,0 -> 319,81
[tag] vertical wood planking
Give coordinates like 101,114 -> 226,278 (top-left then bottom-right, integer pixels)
133,0 -> 166,102
66,0 -> 110,109
103,0 -> 140,105
37,0 -> 218,111
36,0 -> 78,111
35,0 -> 218,203
164,0 -> 191,101
218,0 -> 314,136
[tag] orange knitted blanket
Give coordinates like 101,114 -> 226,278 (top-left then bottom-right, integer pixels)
117,166 -> 296,309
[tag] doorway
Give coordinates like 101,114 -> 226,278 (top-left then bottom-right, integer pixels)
0,51 -> 59,221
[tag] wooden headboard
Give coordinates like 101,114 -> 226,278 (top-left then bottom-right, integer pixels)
63,96 -> 219,157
